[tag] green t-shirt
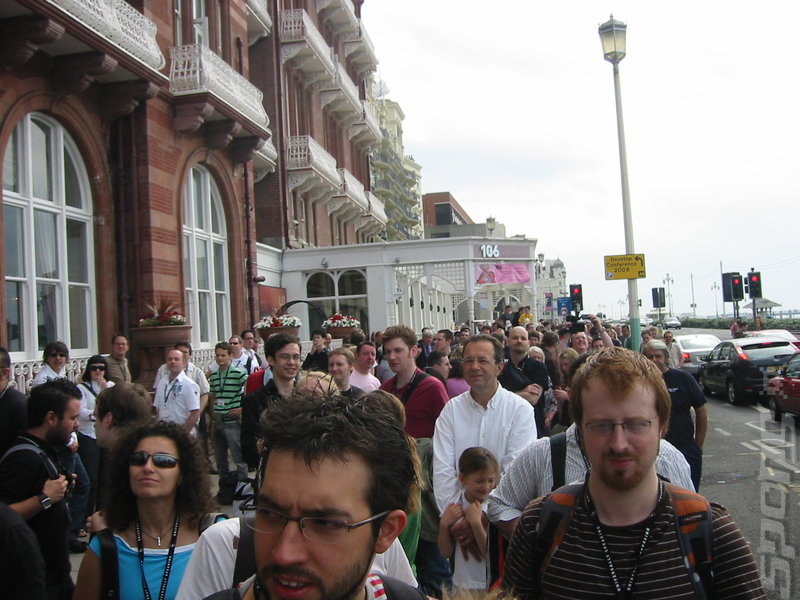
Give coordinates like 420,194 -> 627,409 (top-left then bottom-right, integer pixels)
209,365 -> 248,421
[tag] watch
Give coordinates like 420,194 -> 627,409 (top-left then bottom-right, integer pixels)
38,493 -> 52,511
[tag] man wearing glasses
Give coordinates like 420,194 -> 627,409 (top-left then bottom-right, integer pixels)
105,333 -> 132,385
502,348 -> 763,599
195,394 -> 424,600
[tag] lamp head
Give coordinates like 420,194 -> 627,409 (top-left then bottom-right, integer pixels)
599,15 -> 627,64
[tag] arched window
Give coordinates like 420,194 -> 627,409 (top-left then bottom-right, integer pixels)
182,165 -> 229,346
3,113 -> 95,356
304,269 -> 368,332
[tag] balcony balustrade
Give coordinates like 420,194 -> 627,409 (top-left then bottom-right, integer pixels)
350,99 -> 381,146
343,20 -> 377,74
316,0 -> 358,36
169,43 -> 269,130
245,0 -> 272,44
319,61 -> 361,120
286,135 -> 341,200
331,168 -> 368,221
280,9 -> 335,83
50,0 -> 164,70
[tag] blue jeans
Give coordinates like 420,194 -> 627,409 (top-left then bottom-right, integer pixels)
62,451 -> 89,539
414,539 -> 452,598
213,420 -> 248,481
76,432 -> 99,519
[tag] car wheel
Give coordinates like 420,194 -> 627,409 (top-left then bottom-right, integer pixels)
727,380 -> 741,405
770,396 -> 783,422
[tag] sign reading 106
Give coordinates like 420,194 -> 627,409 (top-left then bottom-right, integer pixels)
480,244 -> 500,258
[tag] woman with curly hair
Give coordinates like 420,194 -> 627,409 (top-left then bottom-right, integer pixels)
73,421 -> 214,600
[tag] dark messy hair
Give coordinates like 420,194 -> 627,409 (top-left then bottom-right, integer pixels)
27,378 -> 81,427
102,421 -> 213,531
259,393 -> 420,519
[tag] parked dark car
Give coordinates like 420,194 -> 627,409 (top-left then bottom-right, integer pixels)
767,353 -> 800,423
699,337 -> 798,405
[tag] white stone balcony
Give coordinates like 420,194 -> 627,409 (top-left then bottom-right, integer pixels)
367,190 -> 387,225
246,0 -> 273,44
350,99 -> 381,146
280,9 -> 336,84
286,135 -> 341,200
49,0 -> 165,70
319,62 -> 361,121
330,168 -> 368,221
344,20 -> 378,74
169,44 -> 269,130
316,0 -> 359,36
253,138 -> 278,182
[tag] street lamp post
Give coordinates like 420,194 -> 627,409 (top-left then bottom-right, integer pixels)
599,15 -> 640,347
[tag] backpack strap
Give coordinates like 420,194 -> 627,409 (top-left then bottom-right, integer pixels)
233,515 -> 256,587
665,482 -> 714,600
374,574 -> 427,600
397,372 -> 429,406
533,483 -> 583,578
549,432 -> 567,491
0,443 -> 59,479
82,382 -> 99,398
97,528 -> 119,600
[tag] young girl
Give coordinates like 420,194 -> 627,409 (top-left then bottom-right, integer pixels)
438,447 -> 500,590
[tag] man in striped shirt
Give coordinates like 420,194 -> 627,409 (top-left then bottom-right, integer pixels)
503,348 -> 764,599
209,342 -> 249,483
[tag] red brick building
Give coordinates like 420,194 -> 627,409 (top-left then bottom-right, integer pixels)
0,0 -> 385,380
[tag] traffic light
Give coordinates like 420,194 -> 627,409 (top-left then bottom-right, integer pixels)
748,271 -> 762,298
569,284 -> 583,312
652,287 -> 665,308
731,272 -> 744,301
722,273 -> 733,302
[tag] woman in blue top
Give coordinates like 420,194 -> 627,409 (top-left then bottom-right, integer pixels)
74,421 -> 214,600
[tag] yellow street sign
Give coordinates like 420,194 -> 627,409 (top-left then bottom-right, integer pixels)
604,254 -> 646,280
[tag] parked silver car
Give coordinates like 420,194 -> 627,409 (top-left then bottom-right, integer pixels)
673,334 -> 722,378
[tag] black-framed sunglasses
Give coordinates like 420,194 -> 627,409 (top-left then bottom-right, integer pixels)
128,451 -> 180,469
89,365 -> 107,371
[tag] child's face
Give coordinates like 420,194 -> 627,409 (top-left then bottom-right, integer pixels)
459,468 -> 498,503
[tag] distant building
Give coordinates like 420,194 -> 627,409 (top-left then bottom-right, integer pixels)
372,98 -> 423,240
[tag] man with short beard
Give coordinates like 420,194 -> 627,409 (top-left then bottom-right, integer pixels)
503,348 -> 763,599
202,394 -> 424,600
0,379 -> 81,599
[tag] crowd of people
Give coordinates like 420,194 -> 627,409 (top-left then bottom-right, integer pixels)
0,310 -> 766,600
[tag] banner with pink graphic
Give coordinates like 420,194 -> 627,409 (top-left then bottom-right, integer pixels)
475,263 -> 531,284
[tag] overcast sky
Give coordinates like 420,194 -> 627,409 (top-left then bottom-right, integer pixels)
362,1 -> 800,320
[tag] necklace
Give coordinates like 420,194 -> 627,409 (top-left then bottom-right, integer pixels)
139,516 -> 176,547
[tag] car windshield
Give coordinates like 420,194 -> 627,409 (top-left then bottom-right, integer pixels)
678,336 -> 720,350
740,342 -> 795,360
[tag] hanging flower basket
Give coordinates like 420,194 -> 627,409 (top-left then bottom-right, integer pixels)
254,314 -> 302,342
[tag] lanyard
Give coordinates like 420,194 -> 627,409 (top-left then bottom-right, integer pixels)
163,377 -> 180,404
135,514 -> 180,600
585,479 -> 662,599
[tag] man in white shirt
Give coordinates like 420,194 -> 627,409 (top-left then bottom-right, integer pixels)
349,342 -> 381,392
432,334 -> 536,560
153,348 -> 200,432
240,329 -> 265,369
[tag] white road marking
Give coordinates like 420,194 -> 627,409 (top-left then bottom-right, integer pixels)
715,427 -> 731,436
